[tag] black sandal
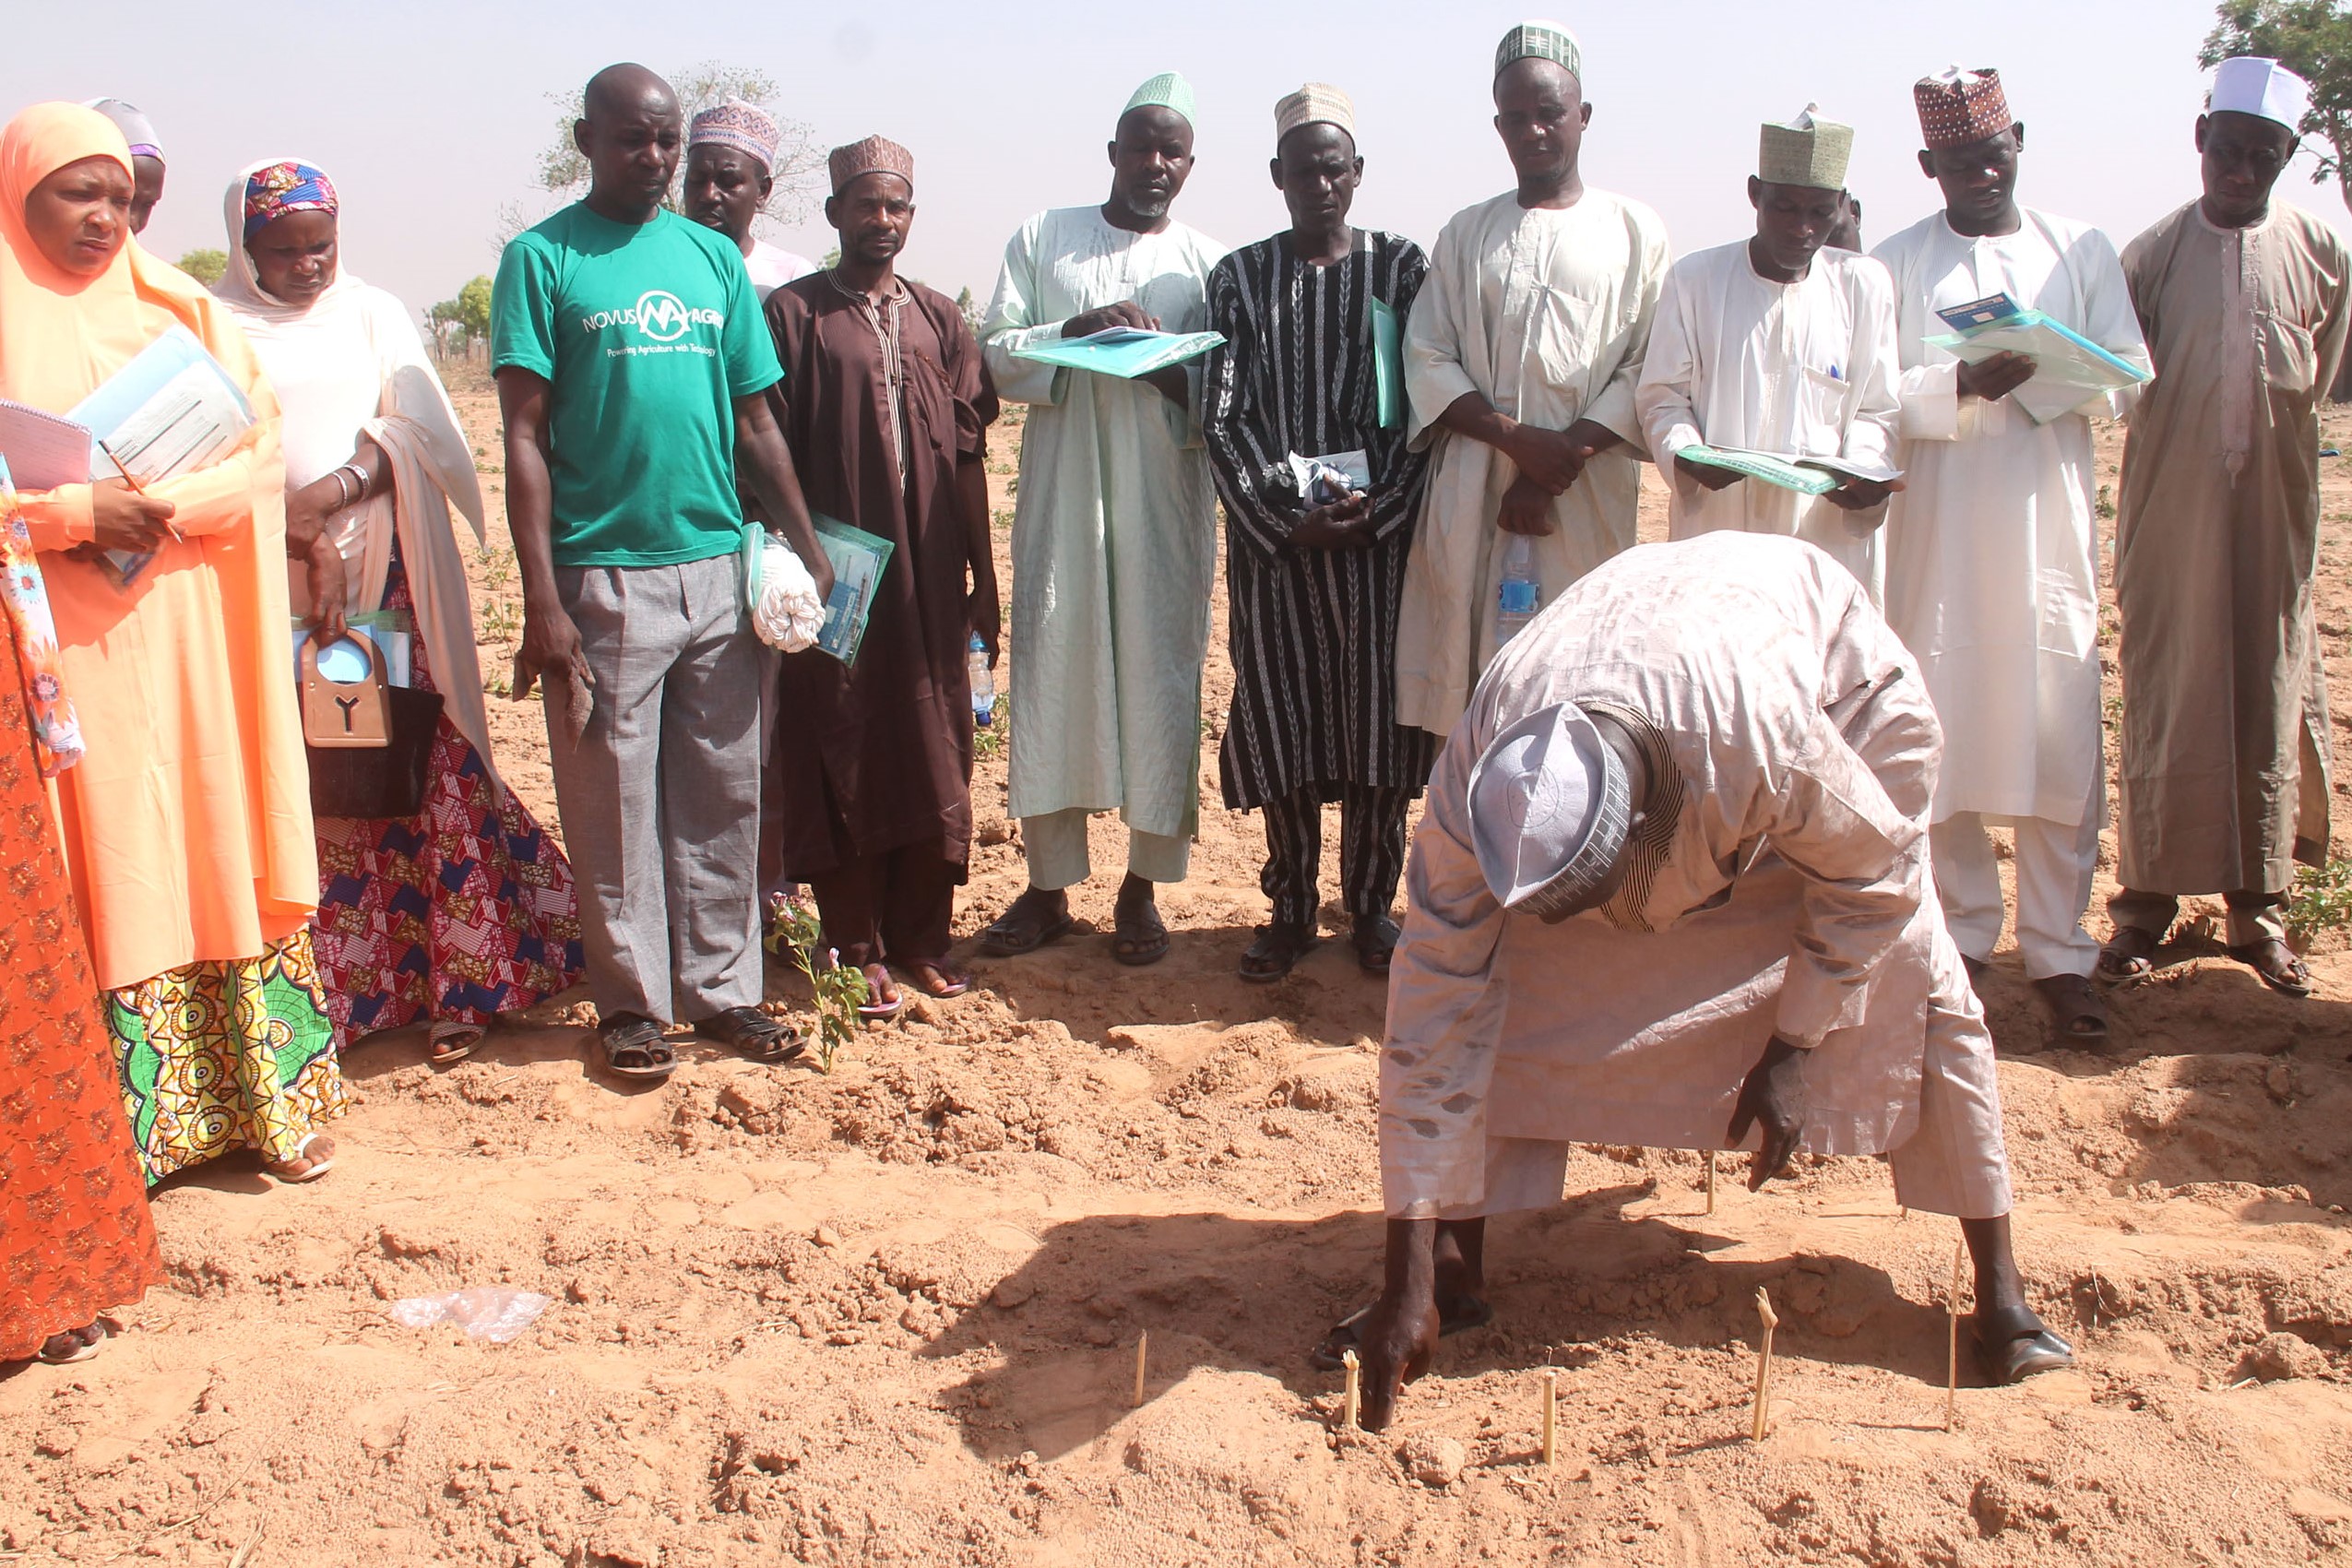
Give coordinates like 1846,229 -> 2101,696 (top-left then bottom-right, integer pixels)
980,889 -> 1075,956
1112,895 -> 1170,967
600,1013 -> 677,1080
2227,938 -> 2313,999
1309,1293 -> 1494,1372
1239,921 -> 1317,983
692,1006 -> 806,1063
2031,973 -> 2110,1044
1973,1302 -> 2075,1384
1352,914 -> 1400,975
2096,926 -> 2161,984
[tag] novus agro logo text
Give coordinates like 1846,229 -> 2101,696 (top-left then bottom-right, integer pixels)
580,291 -> 724,342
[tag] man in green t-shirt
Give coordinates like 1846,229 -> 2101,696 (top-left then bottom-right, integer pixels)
493,61 -> 833,1081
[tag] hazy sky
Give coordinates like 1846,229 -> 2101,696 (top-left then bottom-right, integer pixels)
11,1 -> 2344,315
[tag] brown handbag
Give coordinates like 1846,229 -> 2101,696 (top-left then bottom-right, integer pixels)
302,635 -> 391,747
300,634 -> 444,819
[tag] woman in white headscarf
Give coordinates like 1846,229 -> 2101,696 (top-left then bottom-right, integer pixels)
217,157 -> 582,1067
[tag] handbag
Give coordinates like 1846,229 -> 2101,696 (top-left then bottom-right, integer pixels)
301,634 -> 444,819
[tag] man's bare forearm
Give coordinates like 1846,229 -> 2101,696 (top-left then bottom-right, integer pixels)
1436,390 -> 1524,453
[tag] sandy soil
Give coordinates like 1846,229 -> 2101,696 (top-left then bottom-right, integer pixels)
6,378 -> 2352,1567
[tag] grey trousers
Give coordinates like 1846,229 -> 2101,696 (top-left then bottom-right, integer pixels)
544,554 -> 770,1024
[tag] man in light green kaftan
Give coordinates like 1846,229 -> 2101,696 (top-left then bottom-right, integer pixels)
978,74 -> 1228,966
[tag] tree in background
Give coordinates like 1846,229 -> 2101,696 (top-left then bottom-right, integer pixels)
2204,2 -> 2352,207
176,247 -> 226,286
426,275 -> 494,354
509,62 -> 823,241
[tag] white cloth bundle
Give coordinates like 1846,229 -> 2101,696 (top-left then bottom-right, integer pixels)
747,529 -> 826,652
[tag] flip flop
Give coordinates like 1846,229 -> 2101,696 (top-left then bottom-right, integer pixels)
2030,973 -> 2110,1045
691,1006 -> 806,1063
980,895 -> 1075,957
36,1324 -> 104,1365
1239,922 -> 1317,983
1973,1303 -> 2075,1385
599,1013 -> 678,1080
428,1020 -> 483,1067
264,1132 -> 337,1183
901,961 -> 972,1000
1308,1293 -> 1495,1372
2227,938 -> 2313,999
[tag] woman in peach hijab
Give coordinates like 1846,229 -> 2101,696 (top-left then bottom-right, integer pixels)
0,103 -> 344,1185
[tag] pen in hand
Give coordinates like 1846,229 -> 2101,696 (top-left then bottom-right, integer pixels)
97,440 -> 183,542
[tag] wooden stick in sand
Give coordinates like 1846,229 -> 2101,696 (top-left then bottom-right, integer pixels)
1341,1348 -> 1361,1431
1945,1241 -> 1966,1430
1705,1150 -> 1717,1215
1752,1287 -> 1779,1442
1541,1368 -> 1559,1466
1133,1331 -> 1148,1408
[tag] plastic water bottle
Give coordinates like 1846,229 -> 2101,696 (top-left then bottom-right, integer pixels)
1496,534 -> 1541,648
968,633 -> 995,726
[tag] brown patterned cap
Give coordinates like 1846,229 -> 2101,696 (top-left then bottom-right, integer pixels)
1914,66 -> 2013,150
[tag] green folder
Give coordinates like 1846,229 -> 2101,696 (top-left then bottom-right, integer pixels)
1372,297 -> 1403,430
1673,445 -> 1841,495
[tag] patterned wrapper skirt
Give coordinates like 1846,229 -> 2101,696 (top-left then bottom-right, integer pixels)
107,930 -> 348,1184
0,627 -> 161,1359
311,546 -> 583,1045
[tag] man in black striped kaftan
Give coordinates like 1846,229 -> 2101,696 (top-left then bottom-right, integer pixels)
1203,83 -> 1433,982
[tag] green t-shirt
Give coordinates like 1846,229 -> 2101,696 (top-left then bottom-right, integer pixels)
491,204 -> 781,567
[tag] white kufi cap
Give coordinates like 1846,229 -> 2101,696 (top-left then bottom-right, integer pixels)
2210,55 -> 2310,132
1467,704 -> 1633,918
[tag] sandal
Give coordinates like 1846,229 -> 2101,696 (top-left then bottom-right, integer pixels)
2227,938 -> 2313,999
599,1012 -> 678,1079
1352,913 -> 1400,976
264,1132 -> 337,1183
901,960 -> 971,1000
691,1006 -> 805,1064
2096,925 -> 2161,985
428,1020 -> 484,1068
2030,973 -> 2109,1045
1309,1293 -> 1495,1372
1973,1302 -> 2075,1385
1112,893 -> 1170,968
980,889 -> 1075,957
855,965 -> 905,1021
36,1323 -> 105,1366
1240,921 -> 1318,983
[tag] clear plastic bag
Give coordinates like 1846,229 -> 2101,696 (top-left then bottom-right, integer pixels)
389,1286 -> 552,1343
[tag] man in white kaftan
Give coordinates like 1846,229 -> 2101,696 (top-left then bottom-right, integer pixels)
1396,21 -> 1669,740
1345,533 -> 2070,1431
1875,68 -> 2149,1039
978,75 -> 1227,963
1637,107 -> 1902,600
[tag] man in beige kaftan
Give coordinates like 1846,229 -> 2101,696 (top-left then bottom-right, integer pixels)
1343,533 -> 2071,1430
1396,21 -> 1668,739
2105,57 -> 2352,997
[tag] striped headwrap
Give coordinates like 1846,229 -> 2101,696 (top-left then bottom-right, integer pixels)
242,160 -> 337,240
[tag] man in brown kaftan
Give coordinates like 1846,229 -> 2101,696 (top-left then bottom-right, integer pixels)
761,137 -> 999,1010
